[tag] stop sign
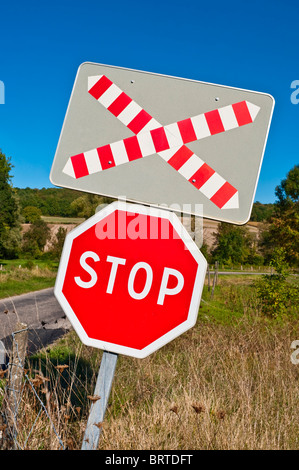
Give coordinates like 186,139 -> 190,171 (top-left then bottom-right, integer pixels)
55,202 -> 207,358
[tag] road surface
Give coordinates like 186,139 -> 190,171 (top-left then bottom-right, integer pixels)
0,288 -> 71,357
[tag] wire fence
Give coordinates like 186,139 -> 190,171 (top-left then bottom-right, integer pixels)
0,323 -> 65,450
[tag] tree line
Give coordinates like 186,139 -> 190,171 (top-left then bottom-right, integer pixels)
15,186 -> 275,222
205,164 -> 298,267
15,186 -> 88,218
0,150 -> 298,267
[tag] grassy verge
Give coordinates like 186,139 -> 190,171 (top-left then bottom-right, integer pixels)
1,274 -> 297,450
0,259 -> 57,299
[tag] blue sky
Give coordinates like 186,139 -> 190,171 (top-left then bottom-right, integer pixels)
0,0 -> 298,204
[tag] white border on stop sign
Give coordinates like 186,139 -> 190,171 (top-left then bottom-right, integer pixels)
54,201 -> 207,358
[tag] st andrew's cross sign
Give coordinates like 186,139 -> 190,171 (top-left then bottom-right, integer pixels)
50,62 -> 274,224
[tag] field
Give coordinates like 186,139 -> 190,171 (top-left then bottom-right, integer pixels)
41,216 -> 85,225
1,274 -> 298,450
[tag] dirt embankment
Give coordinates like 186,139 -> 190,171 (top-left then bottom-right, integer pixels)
180,218 -> 260,250
21,224 -> 77,252
21,219 -> 261,252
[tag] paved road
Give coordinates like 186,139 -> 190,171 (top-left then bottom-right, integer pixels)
0,288 -> 71,356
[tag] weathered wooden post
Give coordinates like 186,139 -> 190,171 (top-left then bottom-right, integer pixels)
4,322 -> 28,449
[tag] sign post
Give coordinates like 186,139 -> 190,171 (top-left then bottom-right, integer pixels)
81,351 -> 118,450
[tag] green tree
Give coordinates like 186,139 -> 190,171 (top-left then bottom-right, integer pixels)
250,202 -> 274,222
22,219 -> 51,258
0,150 -> 22,258
70,194 -> 112,219
48,226 -> 67,260
259,165 -> 299,266
211,222 -> 255,266
255,248 -> 298,318
22,205 -> 42,223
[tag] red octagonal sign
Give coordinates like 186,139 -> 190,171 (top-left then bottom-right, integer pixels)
55,202 -> 207,358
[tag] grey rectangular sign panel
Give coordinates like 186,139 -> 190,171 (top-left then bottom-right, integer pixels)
50,62 -> 274,224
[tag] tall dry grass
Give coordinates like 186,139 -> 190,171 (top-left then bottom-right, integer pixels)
100,316 -> 299,450
1,276 -> 298,450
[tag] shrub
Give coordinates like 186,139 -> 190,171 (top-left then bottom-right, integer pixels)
22,219 -> 51,258
255,248 -> 298,318
22,206 -> 42,223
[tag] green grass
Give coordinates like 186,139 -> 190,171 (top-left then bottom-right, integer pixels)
0,275 -> 56,299
0,258 -> 57,299
199,276 -> 260,323
0,258 -> 58,270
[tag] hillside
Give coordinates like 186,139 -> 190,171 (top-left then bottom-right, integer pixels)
15,187 -> 88,218
16,187 -> 267,257
201,218 -> 260,250
21,215 -> 261,253
15,187 -> 274,222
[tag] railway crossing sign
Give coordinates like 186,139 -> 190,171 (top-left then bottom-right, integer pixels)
50,62 -> 274,224
54,201 -> 207,358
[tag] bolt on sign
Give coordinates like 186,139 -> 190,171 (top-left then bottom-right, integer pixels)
50,62 -> 274,224
54,202 -> 207,358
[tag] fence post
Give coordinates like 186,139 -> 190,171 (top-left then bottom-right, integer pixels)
0,340 -> 7,367
211,268 -> 216,299
211,261 -> 219,300
215,261 -> 219,286
4,322 -> 28,449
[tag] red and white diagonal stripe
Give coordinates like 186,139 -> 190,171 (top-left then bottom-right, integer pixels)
79,100 -> 259,164
63,75 -> 259,209
88,75 -> 161,134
